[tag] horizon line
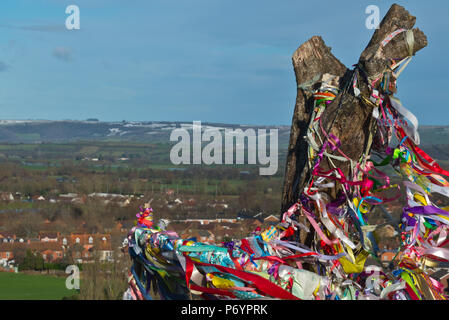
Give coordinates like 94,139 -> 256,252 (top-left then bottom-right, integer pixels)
0,119 -> 448,128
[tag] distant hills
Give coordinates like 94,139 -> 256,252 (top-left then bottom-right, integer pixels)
0,120 -> 291,146
0,120 -> 447,160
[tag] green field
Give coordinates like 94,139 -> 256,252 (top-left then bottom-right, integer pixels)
0,272 -> 75,300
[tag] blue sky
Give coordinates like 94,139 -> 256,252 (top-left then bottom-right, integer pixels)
0,0 -> 447,125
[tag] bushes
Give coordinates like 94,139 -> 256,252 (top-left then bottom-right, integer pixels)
18,250 -> 82,272
18,250 -> 45,271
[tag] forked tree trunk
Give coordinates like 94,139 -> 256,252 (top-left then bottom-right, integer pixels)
281,4 -> 427,245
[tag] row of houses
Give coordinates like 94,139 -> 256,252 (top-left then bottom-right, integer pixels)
0,191 -> 141,207
0,231 -> 114,266
166,214 -> 280,244
169,214 -> 279,226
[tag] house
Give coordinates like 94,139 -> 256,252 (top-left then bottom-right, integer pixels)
380,250 -> 397,267
39,232 -> 60,242
0,242 -> 60,262
71,239 -> 113,262
0,243 -> 15,260
68,233 -> 113,262
38,242 -> 64,262
97,240 -> 113,262
0,232 -> 16,243
69,233 -> 109,246
71,243 -> 86,263
0,232 -> 114,264
16,242 -> 63,262
0,192 -> 14,201
264,214 -> 280,225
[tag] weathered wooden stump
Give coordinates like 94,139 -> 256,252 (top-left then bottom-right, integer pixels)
281,4 -> 427,246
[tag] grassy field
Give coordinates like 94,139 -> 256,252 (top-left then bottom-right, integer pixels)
0,272 -> 75,300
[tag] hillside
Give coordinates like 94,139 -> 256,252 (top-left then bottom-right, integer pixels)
0,120 -> 291,146
0,120 -> 447,156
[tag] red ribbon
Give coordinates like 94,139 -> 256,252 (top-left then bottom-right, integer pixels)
240,239 -> 255,255
398,127 -> 449,177
185,255 -> 301,300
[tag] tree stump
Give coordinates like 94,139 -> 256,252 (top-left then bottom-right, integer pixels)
281,4 -> 427,246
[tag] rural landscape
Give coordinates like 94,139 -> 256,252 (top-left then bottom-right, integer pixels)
0,119 -> 449,299
1,0 -> 449,304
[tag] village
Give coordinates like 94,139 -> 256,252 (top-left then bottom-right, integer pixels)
0,180 -> 448,296
0,188 -> 284,272
1,187 -> 440,278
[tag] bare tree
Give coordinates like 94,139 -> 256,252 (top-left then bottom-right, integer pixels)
281,4 -> 427,246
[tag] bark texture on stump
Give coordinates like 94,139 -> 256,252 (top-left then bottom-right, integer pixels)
281,4 -> 427,245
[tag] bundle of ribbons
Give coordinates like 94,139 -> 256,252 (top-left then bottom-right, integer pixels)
124,29 -> 449,300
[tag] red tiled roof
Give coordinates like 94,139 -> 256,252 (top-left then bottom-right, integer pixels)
39,231 -> 59,238
0,232 -> 16,239
69,233 -> 111,246
0,233 -> 112,252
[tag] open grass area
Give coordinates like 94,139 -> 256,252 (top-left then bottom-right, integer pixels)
0,272 -> 75,300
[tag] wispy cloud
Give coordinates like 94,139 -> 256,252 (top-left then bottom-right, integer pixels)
0,62 -> 10,72
52,47 -> 74,62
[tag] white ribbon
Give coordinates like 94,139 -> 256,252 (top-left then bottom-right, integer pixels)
389,97 -> 420,145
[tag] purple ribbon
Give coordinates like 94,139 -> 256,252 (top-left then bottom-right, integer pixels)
386,146 -> 393,155
402,205 -> 449,226
326,194 -> 347,217
405,206 -> 449,216
267,262 -> 280,279
313,137 -> 339,173
223,241 -> 235,251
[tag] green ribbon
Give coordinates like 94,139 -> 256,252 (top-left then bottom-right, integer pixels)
372,155 -> 392,167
